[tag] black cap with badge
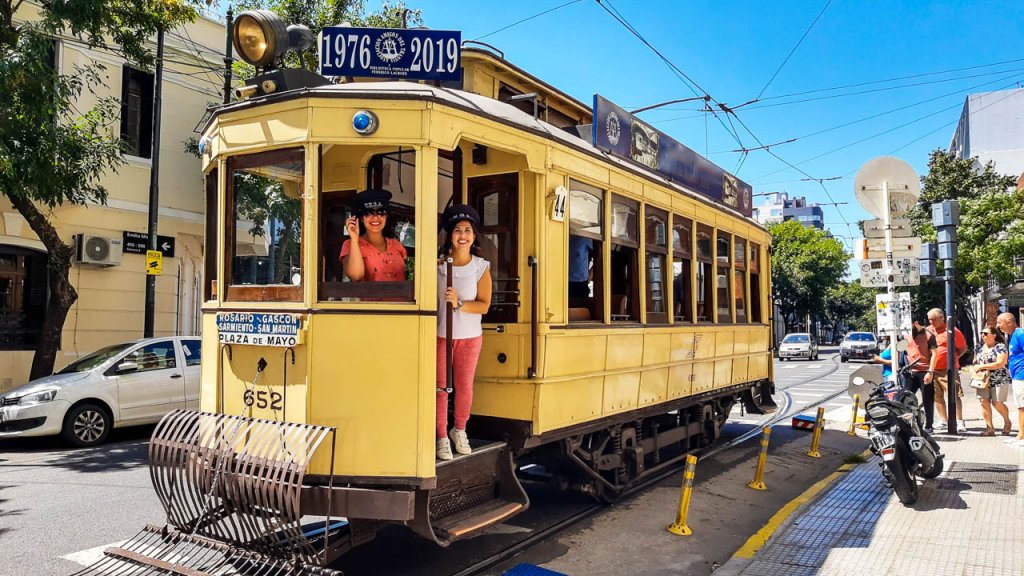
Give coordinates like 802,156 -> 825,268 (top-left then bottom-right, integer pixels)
352,188 -> 392,215
441,204 -> 481,234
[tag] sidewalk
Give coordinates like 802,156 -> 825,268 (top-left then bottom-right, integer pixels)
717,386 -> 1024,576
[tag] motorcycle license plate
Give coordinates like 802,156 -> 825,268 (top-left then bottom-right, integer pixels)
871,432 -> 896,461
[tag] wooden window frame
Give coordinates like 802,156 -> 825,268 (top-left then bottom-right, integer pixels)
644,206 -> 668,324
695,224 -> 714,323
610,194 -> 640,322
204,168 -> 219,301
716,231 -> 733,324
671,215 -> 694,324
568,179 -> 605,324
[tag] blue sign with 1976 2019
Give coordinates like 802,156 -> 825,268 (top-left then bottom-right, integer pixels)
319,27 -> 461,81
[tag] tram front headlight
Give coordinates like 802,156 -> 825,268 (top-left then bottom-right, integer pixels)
233,10 -> 289,68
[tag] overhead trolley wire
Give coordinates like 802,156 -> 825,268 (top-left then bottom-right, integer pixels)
472,0 -> 585,41
755,0 -> 832,100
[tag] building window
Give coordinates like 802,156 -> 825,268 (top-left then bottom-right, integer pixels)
672,216 -> 693,323
645,206 -> 668,324
734,237 -> 747,323
568,180 -> 603,323
610,195 -> 639,322
120,66 -> 154,158
716,231 -> 732,323
0,247 -> 48,350
696,225 -> 713,322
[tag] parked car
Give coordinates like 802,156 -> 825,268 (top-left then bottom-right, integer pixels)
778,333 -> 819,361
840,332 -> 879,363
0,337 -> 201,447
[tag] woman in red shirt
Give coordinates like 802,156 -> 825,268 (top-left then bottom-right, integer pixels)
339,188 -> 407,282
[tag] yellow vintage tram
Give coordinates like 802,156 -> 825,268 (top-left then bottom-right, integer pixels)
87,16 -> 777,575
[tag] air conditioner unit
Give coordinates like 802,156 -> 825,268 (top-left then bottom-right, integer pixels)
75,234 -> 123,266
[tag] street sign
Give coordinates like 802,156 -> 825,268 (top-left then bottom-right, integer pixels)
123,231 -> 176,257
876,292 -> 912,336
319,27 -> 461,81
855,236 -> 922,259
863,218 -> 914,238
1003,293 -> 1024,307
146,250 -> 163,276
860,258 -> 921,287
854,157 -> 920,219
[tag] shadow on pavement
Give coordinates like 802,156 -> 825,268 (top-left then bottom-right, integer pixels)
0,425 -> 154,473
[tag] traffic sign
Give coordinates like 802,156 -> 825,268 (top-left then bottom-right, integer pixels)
860,258 -> 921,287
854,157 -> 920,219
855,237 -> 922,259
123,231 -> 176,257
863,218 -> 914,238
876,292 -> 911,336
146,250 -> 163,276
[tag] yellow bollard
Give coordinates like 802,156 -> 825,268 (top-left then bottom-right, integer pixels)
847,394 -> 861,436
747,426 -> 771,490
807,406 -> 825,458
667,454 -> 699,536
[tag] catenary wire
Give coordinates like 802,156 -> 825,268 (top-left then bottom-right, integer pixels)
755,0 -> 832,100
472,0 -> 584,41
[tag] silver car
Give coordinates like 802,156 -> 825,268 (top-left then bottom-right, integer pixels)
0,337 -> 201,447
778,333 -> 819,361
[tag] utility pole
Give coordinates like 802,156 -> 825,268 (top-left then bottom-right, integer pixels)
933,201 -> 960,434
223,8 -> 233,104
144,26 -> 165,338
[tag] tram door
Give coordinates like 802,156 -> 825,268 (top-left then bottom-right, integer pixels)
469,174 -> 519,323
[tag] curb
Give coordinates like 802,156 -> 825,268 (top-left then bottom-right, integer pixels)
713,448 -> 873,576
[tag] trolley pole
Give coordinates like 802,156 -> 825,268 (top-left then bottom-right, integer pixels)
143,26 -> 165,338
667,455 -> 698,536
848,394 -> 861,436
747,426 -> 771,490
807,407 -> 825,458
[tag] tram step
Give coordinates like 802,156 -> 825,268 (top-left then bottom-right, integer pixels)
432,498 -> 525,540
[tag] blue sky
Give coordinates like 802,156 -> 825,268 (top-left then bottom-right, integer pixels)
406,0 -> 1024,252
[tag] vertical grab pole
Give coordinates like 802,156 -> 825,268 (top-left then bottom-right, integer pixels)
807,407 -> 825,458
444,258 -> 454,394
747,426 -> 771,490
848,394 -> 861,436
667,455 -> 699,536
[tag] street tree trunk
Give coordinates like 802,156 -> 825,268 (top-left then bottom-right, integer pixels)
6,193 -> 78,380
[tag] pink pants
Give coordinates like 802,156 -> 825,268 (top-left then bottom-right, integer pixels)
436,336 -> 483,438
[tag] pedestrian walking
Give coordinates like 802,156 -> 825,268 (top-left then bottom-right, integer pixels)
972,327 -> 1012,436
996,312 -> 1024,443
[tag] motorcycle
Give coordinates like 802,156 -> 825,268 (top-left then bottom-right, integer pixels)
850,349 -> 944,506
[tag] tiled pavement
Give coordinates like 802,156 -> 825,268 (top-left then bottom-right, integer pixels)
719,390 -> 1024,576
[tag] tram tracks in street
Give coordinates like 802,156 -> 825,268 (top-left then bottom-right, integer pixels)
451,356 -> 850,576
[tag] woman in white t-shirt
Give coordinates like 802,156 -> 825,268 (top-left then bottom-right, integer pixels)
435,204 -> 492,461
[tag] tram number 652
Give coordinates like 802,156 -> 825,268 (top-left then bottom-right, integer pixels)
243,389 -> 282,410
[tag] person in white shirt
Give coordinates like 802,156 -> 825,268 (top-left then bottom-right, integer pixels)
435,204 -> 492,461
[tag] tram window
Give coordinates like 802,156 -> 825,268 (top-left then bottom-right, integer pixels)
204,169 -> 218,301
750,243 -> 763,324
734,237 -> 747,323
225,148 -> 304,301
610,195 -> 639,323
470,173 -> 518,323
568,179 -> 603,323
695,225 -> 713,322
716,232 -> 732,323
672,216 -> 693,323
645,207 -> 668,324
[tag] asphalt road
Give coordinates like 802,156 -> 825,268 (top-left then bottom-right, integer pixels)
0,350 -> 873,576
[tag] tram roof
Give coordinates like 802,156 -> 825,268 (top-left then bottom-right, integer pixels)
207,81 -> 763,228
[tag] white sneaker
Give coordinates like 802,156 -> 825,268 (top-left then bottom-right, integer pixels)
958,420 -> 968,431
450,428 -> 472,455
436,438 -> 453,461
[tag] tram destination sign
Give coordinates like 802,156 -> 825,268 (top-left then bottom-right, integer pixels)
319,27 -> 461,81
216,313 -> 303,347
592,95 -> 753,217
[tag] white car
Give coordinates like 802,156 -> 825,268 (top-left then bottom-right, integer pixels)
0,337 -> 201,447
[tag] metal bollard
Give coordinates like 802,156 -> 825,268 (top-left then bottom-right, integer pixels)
807,406 -> 825,458
847,394 -> 860,436
747,426 -> 771,490
667,454 -> 699,536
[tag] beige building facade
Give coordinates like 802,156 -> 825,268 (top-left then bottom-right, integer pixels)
2,4 -> 227,391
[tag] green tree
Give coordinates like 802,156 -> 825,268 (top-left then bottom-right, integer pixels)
825,280 -> 878,336
905,150 -> 1024,325
1,0 -> 202,379
769,220 -> 848,332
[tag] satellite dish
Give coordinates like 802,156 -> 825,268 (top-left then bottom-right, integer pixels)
854,157 -> 920,219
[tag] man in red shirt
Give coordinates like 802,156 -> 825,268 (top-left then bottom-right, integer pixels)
924,308 -> 968,430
